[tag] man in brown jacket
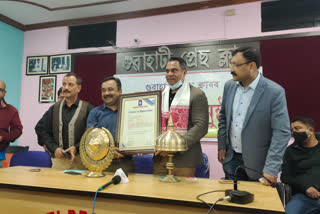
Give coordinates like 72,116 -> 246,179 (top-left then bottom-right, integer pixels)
153,57 -> 209,177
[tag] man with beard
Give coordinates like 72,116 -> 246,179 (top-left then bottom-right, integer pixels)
35,73 -> 94,170
218,47 -> 291,184
281,116 -> 320,214
0,80 -> 23,168
86,77 -> 135,173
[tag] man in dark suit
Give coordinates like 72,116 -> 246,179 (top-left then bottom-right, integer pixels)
153,57 -> 209,177
218,47 -> 291,184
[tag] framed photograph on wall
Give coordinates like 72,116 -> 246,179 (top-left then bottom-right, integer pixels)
49,54 -> 71,74
39,75 -> 56,103
26,56 -> 48,75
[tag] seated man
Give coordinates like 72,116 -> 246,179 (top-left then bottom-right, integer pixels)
281,116 -> 320,214
35,73 -> 94,170
86,77 -> 135,173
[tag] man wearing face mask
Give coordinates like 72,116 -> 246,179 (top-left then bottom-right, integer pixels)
281,116 -> 320,214
153,57 -> 209,177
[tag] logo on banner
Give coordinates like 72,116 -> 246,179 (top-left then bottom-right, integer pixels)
138,100 -> 142,106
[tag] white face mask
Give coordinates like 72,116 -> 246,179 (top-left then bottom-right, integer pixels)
168,80 -> 183,90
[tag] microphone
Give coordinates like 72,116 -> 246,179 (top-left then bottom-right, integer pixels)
224,165 -> 254,204
98,168 -> 129,191
92,174 -> 124,214
99,175 -> 121,191
114,168 -> 129,184
239,165 -> 276,188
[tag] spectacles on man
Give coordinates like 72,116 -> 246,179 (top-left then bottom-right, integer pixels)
0,88 -> 5,92
229,61 -> 252,68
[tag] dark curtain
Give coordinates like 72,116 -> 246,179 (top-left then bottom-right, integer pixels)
261,36 -> 320,130
74,53 -> 116,107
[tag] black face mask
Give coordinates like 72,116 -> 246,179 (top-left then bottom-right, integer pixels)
293,131 -> 308,146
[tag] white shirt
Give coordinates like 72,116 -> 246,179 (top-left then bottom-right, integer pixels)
230,73 -> 261,153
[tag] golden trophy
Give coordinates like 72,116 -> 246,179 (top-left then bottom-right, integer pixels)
80,127 -> 115,178
155,116 -> 188,183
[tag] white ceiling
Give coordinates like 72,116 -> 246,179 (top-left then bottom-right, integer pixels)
0,0 -> 207,25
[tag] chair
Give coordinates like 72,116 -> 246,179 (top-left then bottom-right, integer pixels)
10,151 -> 52,168
274,182 -> 286,206
3,146 -> 29,168
134,153 -> 210,177
284,183 -> 293,205
195,153 -> 210,178
6,146 -> 29,153
134,154 -> 153,174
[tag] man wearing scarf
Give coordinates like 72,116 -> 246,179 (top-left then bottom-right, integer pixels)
0,80 -> 23,168
153,57 -> 209,177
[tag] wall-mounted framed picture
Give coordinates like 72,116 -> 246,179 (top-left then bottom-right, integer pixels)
39,75 -> 56,103
49,54 -> 71,74
26,56 -> 48,75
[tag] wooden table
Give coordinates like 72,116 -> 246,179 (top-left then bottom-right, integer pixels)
0,166 -> 284,214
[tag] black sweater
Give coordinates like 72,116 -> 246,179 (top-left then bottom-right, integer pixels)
280,141 -> 320,194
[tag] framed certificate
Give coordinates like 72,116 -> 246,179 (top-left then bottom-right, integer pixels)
117,91 -> 161,153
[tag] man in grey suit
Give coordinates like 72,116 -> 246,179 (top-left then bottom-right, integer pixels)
153,57 -> 209,177
218,47 -> 291,185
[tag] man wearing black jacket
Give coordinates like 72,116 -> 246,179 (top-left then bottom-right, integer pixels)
35,73 -> 93,170
281,116 -> 320,214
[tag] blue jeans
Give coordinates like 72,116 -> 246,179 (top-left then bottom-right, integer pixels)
0,160 -> 3,168
223,152 -> 249,181
286,193 -> 320,214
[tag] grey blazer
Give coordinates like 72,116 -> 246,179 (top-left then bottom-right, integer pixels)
157,85 -> 209,168
218,76 -> 291,179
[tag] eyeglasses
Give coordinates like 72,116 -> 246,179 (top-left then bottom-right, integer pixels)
0,88 -> 5,92
229,61 -> 252,68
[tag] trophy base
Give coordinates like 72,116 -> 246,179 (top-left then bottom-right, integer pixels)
160,175 -> 180,183
84,171 -> 105,178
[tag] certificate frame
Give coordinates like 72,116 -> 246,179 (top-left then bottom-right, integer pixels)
116,91 -> 161,153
